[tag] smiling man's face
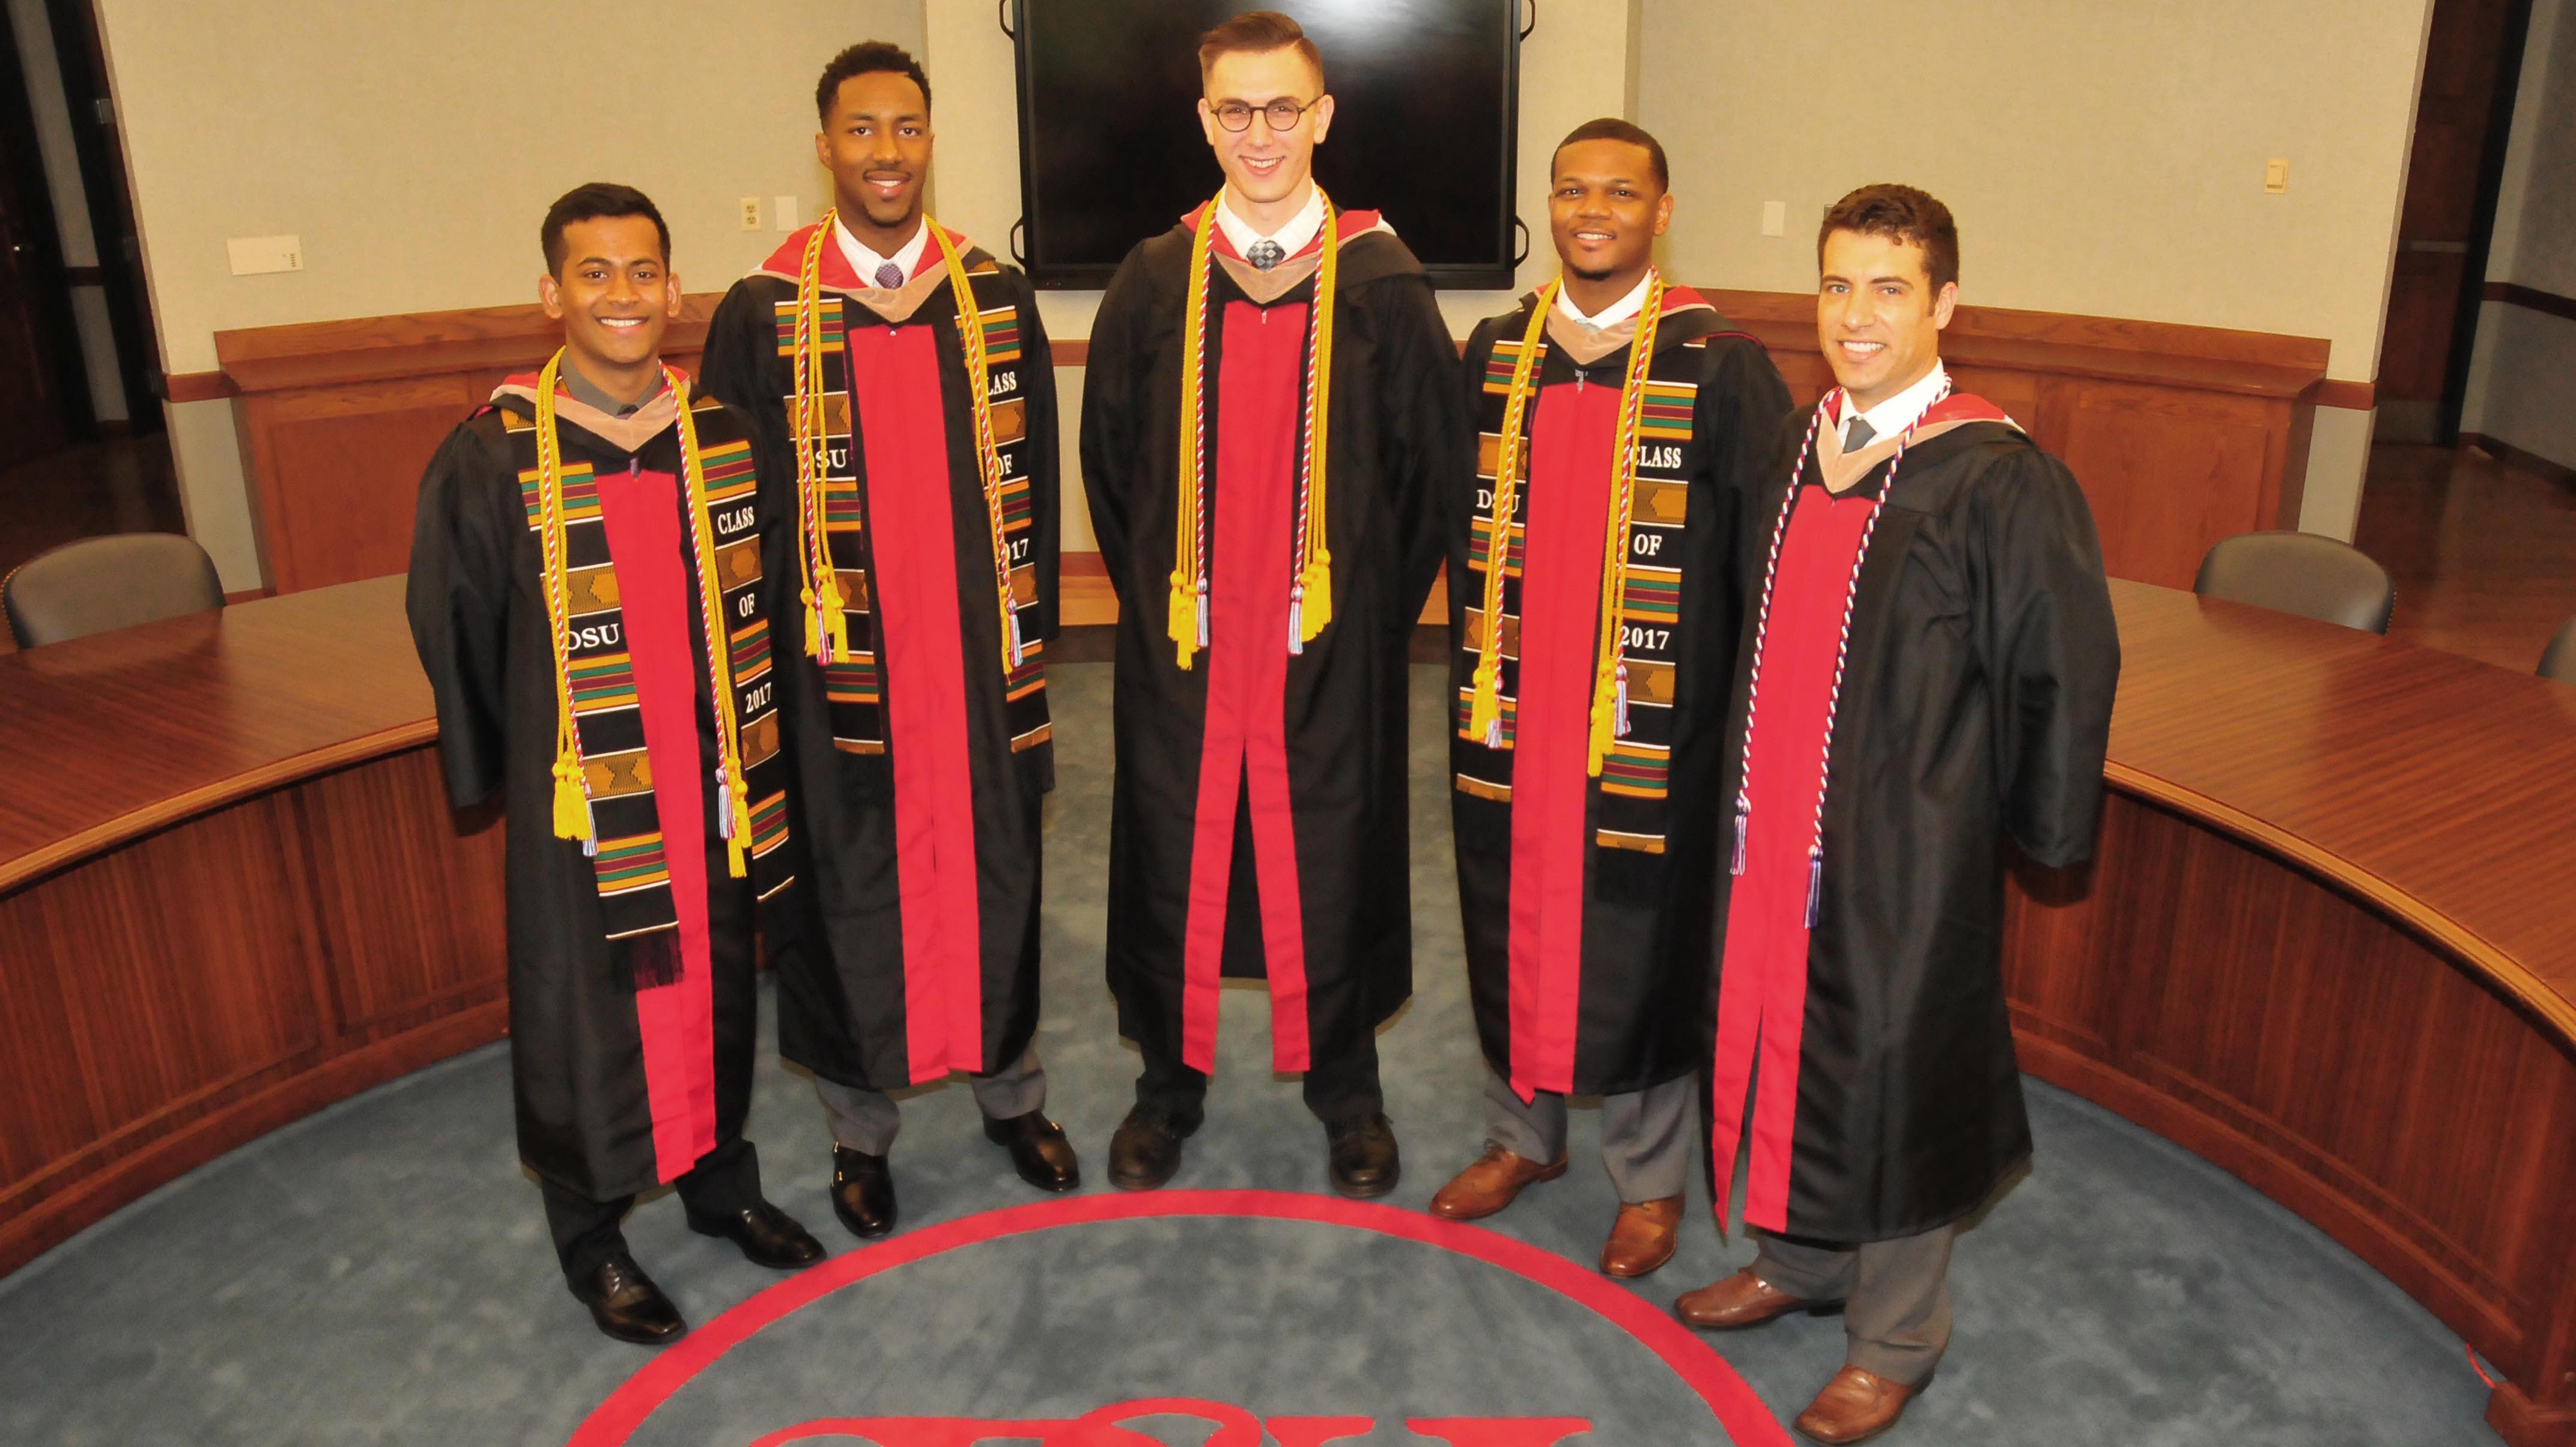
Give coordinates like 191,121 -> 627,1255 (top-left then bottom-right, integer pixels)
1549,138 -> 1671,287
539,215 -> 678,387
1817,227 -> 1956,410
817,68 -> 932,241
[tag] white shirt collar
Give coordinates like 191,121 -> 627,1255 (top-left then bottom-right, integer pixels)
1845,361 -> 1950,443
1555,270 -> 1656,330
835,216 -> 930,286
1215,181 -> 1323,260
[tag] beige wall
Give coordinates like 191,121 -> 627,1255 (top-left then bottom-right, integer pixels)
97,0 -> 921,588
1636,0 -> 2437,540
2462,0 -> 2576,470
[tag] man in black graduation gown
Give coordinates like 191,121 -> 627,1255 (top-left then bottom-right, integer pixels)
1672,185 -> 2118,1443
1433,121 -> 1790,1278
1080,11 -> 1464,1195
699,43 -> 1075,1242
408,184 -> 824,1347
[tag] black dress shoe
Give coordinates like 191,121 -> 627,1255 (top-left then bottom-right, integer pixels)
1326,1113 -> 1401,1199
830,1146 -> 896,1239
1108,1103 -> 1196,1192
686,1198 -> 827,1269
573,1254 -> 687,1345
984,1110 -> 1082,1192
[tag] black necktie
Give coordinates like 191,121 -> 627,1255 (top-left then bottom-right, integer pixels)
1842,417 -> 1877,451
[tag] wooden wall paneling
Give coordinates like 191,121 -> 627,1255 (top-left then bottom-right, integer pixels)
0,892 -> 105,1192
237,374 -> 483,593
2053,382 -> 2275,586
294,749 -> 508,1038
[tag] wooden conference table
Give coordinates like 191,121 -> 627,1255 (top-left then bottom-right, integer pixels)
2,577 -> 2573,1443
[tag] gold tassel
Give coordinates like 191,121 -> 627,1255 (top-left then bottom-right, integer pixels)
1587,666 -> 1619,778
1296,556 -> 1332,639
1467,658 -> 1501,743
724,779 -> 752,879
551,754 -> 589,841
1168,572 -> 1198,671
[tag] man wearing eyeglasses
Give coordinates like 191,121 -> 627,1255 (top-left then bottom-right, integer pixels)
1080,10 -> 1465,1198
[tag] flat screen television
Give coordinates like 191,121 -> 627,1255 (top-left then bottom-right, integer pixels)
1007,0 -> 1524,289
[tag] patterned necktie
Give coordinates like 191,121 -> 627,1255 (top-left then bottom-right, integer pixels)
873,261 -> 906,290
1842,416 -> 1877,451
1245,239 -> 1285,272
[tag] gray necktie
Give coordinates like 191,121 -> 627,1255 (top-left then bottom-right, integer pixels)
873,261 -> 906,290
1246,239 -> 1285,272
1842,416 -> 1877,450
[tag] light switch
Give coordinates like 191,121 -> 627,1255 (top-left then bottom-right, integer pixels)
2264,158 -> 2289,194
226,235 -> 303,275
739,196 -> 763,230
774,195 -> 799,231
1761,200 -> 1787,237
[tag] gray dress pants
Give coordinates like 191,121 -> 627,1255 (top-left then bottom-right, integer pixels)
1481,1064 -> 1692,1204
1751,1224 -> 1957,1386
813,1046 -> 1048,1157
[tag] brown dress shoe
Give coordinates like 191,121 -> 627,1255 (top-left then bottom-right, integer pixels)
1793,1365 -> 1916,1444
1599,1196 -> 1683,1278
1427,1145 -> 1567,1220
1672,1267 -> 1827,1329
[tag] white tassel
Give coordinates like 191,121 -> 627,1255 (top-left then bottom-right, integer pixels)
1195,586 -> 1210,648
1731,798 -> 1748,875
1803,848 -> 1823,928
715,766 -> 737,839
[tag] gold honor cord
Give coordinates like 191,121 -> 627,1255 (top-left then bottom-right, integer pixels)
532,350 -> 753,877
928,222 -> 1028,677
1462,273 -> 1667,776
1590,274 -> 1665,778
791,213 -> 846,663
1168,190 -> 1341,670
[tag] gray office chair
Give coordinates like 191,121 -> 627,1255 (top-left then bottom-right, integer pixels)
2193,531 -> 2395,635
2541,618 -> 2576,686
2,533 -> 227,648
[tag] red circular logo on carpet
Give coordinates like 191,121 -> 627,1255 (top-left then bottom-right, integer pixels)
570,1189 -> 1785,1446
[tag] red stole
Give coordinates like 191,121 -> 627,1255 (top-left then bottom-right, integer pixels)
1505,376 -> 1624,1101
1708,474 -> 1881,1234
846,322 -> 988,1080
595,460 -> 720,1183
1180,297 -> 1314,1074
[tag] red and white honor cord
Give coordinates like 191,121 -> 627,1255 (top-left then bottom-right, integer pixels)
1731,379 -> 1953,926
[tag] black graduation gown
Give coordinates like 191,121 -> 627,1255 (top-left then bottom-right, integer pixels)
1711,410 -> 2120,1241
1449,290 -> 1791,1097
698,230 -> 1059,1092
406,391 -> 795,1203
1079,218 -> 1465,1071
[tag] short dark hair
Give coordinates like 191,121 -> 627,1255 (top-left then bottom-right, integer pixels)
1197,10 -> 1325,88
541,183 -> 669,276
1553,118 -> 1667,193
1818,183 -> 1959,293
816,40 -> 931,124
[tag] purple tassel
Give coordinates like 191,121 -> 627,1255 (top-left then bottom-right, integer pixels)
1804,849 -> 1823,929
1731,799 -> 1748,875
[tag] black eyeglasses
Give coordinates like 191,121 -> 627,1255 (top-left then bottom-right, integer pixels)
1209,96 -> 1322,132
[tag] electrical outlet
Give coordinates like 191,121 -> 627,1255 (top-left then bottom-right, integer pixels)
1761,201 -> 1787,237
2264,158 -> 2289,194
774,195 -> 799,231
226,235 -> 302,275
739,196 -> 763,230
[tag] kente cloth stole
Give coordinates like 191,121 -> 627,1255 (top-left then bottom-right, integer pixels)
503,397 -> 795,975
1454,313 -> 1703,856
770,262 -> 1050,757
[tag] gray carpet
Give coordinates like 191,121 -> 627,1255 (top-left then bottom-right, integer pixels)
0,662 -> 2506,1445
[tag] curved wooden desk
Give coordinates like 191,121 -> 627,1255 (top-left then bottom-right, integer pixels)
0,576 -> 506,1278
2004,581 -> 2576,1446
1,578 -> 2571,1440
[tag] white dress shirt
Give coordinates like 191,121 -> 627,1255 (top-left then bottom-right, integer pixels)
1555,270 -> 1655,330
1215,181 -> 1325,259
1842,361 -> 1951,448
836,216 -> 931,285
